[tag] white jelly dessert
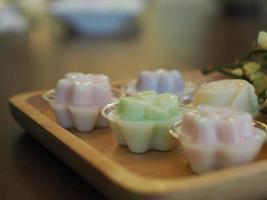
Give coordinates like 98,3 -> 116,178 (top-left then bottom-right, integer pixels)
124,69 -> 197,103
102,91 -> 188,153
170,105 -> 266,174
45,72 -> 122,132
193,79 -> 259,117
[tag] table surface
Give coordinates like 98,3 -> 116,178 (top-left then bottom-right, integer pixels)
1,1 -> 267,199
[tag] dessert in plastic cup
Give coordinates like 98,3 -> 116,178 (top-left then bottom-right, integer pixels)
43,72 -> 124,132
123,69 -> 198,103
169,105 -> 266,174
102,91 -> 189,153
193,79 -> 259,117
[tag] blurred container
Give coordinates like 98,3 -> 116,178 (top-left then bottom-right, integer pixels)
0,4 -> 27,34
218,0 -> 262,16
49,0 -> 145,37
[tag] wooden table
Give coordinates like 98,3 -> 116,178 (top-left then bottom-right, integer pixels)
1,1 -> 267,199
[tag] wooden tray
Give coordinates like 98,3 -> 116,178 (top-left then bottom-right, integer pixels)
9,71 -> 267,200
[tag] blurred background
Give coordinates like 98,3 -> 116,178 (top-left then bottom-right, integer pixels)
1,0 -> 267,82
1,0 -> 267,199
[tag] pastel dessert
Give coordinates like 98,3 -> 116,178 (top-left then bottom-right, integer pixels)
170,105 -> 266,174
137,69 -> 185,94
193,79 -> 259,117
125,69 -> 197,103
102,91 -> 188,153
48,72 -> 120,132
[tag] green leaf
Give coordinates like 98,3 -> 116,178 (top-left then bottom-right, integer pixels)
240,49 -> 267,61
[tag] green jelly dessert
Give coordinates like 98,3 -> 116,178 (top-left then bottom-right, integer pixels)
117,91 -> 181,122
102,91 -> 187,153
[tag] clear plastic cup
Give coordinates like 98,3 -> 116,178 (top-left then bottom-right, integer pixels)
43,87 -> 124,132
169,119 -> 267,174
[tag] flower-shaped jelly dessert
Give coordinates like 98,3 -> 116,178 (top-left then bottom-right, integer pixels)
170,105 -> 266,174
124,69 -> 197,103
193,79 -> 259,117
43,72 -> 123,132
102,91 -> 188,153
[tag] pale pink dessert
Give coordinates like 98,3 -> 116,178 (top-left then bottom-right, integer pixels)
172,105 -> 266,174
49,72 -> 117,132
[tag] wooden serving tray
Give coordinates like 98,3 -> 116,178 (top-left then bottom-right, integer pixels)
9,71 -> 267,200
